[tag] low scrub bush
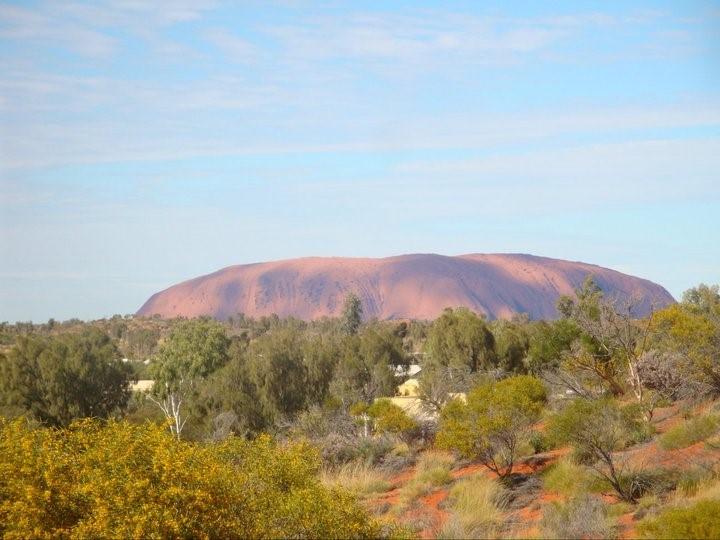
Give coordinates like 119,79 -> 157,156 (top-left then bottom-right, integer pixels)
367,399 -> 418,438
540,495 -> 613,540
528,430 -> 550,454
548,398 -> 655,502
378,441 -> 415,472
617,469 -> 679,500
0,418 -> 383,539
634,494 -> 660,520
638,499 -> 720,539
659,414 -> 720,450
319,433 -> 397,467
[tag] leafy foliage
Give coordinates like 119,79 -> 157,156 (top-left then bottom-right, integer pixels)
331,325 -> 407,405
525,318 -> 581,374
366,399 -> 417,437
0,418 -> 382,539
490,315 -> 531,373
651,302 -> 720,394
0,329 -> 133,427
150,318 -> 230,438
342,293 -> 364,336
548,398 -> 648,502
436,375 -> 547,477
424,307 -> 497,373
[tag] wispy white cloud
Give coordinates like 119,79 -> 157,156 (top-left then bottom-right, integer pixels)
2,96 -> 718,171
0,0 -> 218,58
0,3 -> 117,57
395,137 -> 720,202
203,28 -> 259,63
265,12 -> 569,67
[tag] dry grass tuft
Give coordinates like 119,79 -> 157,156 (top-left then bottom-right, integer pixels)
320,460 -> 392,496
437,473 -> 508,539
659,414 -> 720,450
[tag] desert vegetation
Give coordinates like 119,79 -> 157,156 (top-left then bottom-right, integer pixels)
1,281 -> 719,538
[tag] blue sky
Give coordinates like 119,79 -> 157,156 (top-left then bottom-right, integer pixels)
1,0 -> 719,322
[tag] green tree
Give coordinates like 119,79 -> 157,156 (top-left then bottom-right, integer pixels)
555,277 -> 637,397
424,308 -> 497,373
194,338 -> 267,438
0,329 -> 133,427
491,315 -> 531,373
651,300 -> 720,394
246,326 -> 313,423
437,375 -> 547,478
420,308 -> 497,410
341,293 -> 363,335
682,283 -> 720,321
125,327 -> 160,359
150,319 -> 230,439
330,326 -> 406,406
525,318 -> 581,374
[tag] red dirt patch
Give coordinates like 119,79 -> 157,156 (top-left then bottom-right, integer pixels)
451,463 -> 488,479
390,467 -> 416,487
617,511 -> 637,539
418,489 -> 450,538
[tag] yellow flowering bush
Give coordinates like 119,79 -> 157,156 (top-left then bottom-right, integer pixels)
0,418 -> 382,539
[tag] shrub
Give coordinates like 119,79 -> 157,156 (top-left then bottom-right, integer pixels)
0,418 -> 383,539
528,430 -> 550,454
638,499 -> 720,539
671,468 -> 720,504
548,398 -> 647,502
367,399 -> 418,438
0,330 -> 133,427
378,441 -> 415,473
540,495 -> 613,539
616,469 -> 678,501
318,432 -> 397,467
356,436 -> 397,464
635,350 -> 691,400
659,414 -> 720,450
436,375 -> 547,477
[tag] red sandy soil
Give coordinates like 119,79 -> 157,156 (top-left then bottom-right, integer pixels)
419,490 -> 450,539
514,491 -> 564,538
137,253 -> 673,320
618,511 -> 638,539
624,401 -> 720,471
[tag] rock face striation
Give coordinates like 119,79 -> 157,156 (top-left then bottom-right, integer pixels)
137,253 -> 674,321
